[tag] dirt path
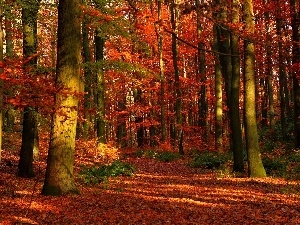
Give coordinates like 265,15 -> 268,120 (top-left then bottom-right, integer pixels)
1,156 -> 300,224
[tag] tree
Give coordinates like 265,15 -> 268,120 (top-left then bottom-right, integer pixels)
156,0 -> 166,142
95,30 -> 106,144
243,0 -> 266,177
18,0 -> 40,178
196,0 -> 208,143
42,0 -> 81,195
0,1 -> 3,163
291,0 -> 300,148
170,0 -> 183,154
230,0 -> 244,172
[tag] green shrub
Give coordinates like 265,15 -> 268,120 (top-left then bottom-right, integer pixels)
287,153 -> 300,163
157,152 -> 181,162
262,157 -> 287,176
79,160 -> 136,184
189,151 -> 230,169
134,149 -> 157,158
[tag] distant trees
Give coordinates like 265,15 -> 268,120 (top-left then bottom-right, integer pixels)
2,0 -> 300,193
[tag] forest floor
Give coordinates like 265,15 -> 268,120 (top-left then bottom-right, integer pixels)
1,132 -> 300,225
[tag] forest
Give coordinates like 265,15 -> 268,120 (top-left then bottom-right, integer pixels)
0,0 -> 300,224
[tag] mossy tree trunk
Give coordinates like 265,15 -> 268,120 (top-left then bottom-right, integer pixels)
42,0 -> 81,196
243,0 -> 266,177
18,0 -> 40,178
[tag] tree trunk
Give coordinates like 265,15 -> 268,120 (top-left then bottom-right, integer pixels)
95,30 -> 106,144
0,4 -> 3,163
18,0 -> 40,178
264,0 -> 275,130
196,0 -> 208,142
82,15 -> 92,140
171,0 -> 183,154
117,99 -> 127,148
291,0 -> 300,148
156,0 -> 166,142
42,0 -> 81,195
230,0 -> 244,172
243,0 -> 266,177
214,25 -> 223,153
276,11 -> 288,141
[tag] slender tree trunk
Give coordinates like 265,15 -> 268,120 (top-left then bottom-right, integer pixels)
0,3 -> 3,163
42,0 -> 81,195
170,0 -> 183,154
134,88 -> 145,147
213,24 -> 223,153
264,0 -> 275,130
18,0 -> 40,178
243,0 -> 266,177
230,0 -> 244,172
291,0 -> 300,148
276,10 -> 288,140
117,100 -> 127,148
95,30 -> 106,144
157,0 -> 166,142
196,0 -> 208,142
82,15 -> 92,139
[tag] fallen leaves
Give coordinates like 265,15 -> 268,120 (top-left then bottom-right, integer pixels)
1,135 -> 300,224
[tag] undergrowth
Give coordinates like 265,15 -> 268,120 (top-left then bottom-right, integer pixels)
189,151 -> 231,170
79,160 -> 136,184
135,149 -> 181,162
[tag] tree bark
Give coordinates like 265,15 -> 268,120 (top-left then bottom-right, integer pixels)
157,0 -> 166,142
196,0 -> 208,142
230,0 -> 244,172
243,0 -> 266,177
42,0 -> 81,195
290,0 -> 300,148
214,25 -> 223,153
95,30 -> 106,144
82,15 -> 92,140
0,3 -> 3,163
171,0 -> 183,154
18,0 -> 40,178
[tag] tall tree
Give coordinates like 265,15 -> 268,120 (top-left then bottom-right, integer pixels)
264,0 -> 275,130
0,2 -> 3,163
276,1 -> 289,141
213,0 -> 223,153
82,14 -> 93,140
42,0 -> 81,195
156,0 -> 166,142
95,30 -> 106,144
170,0 -> 183,154
291,0 -> 300,148
18,0 -> 40,178
230,0 -> 244,172
196,0 -> 208,142
243,0 -> 266,177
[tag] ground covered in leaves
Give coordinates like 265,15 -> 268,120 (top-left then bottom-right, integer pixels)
1,133 -> 300,224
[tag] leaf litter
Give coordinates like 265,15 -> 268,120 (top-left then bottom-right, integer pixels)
1,135 -> 300,224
